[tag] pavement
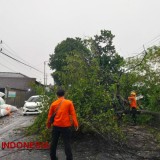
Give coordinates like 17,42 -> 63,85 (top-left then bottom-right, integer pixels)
0,109 -> 53,160
0,109 -> 76,160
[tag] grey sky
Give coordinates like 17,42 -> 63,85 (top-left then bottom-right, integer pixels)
0,0 -> 160,85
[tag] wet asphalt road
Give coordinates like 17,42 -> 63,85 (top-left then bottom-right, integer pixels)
0,109 -> 92,160
0,110 -> 144,160
2,110 -> 159,160
0,110 -> 109,160
0,109 -> 55,160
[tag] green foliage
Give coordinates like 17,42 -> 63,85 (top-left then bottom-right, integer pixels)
124,46 -> 160,111
122,113 -> 153,126
30,83 -> 45,95
58,53 -> 110,114
28,30 -> 160,144
49,38 -> 90,85
85,30 -> 116,56
137,115 -> 153,125
81,109 -> 124,142
84,30 -> 124,93
53,53 -> 124,141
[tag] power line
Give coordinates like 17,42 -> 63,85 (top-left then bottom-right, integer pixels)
144,34 -> 160,46
0,62 -> 17,72
126,34 -> 160,59
126,34 -> 160,58
0,49 -> 43,73
0,52 -> 43,81
1,40 -> 42,70
0,40 -> 53,84
2,47 -> 32,65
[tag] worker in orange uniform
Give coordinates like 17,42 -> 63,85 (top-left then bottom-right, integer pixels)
128,91 -> 137,125
46,89 -> 79,160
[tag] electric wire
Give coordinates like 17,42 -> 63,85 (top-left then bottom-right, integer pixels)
2,41 -> 51,73
0,53 -> 43,82
2,41 -> 34,66
0,62 -> 17,72
0,53 -> 43,80
0,53 -> 19,71
2,47 -> 32,66
144,34 -> 160,46
0,40 -> 53,84
2,46 -> 44,73
0,40 -> 44,73
126,34 -> 160,59
0,50 -> 43,73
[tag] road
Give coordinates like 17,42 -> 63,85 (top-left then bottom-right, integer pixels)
1,109 -> 160,160
0,110 -> 110,160
0,109 -> 56,160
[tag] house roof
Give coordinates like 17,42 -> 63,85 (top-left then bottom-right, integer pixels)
0,72 -> 36,90
0,72 -> 29,78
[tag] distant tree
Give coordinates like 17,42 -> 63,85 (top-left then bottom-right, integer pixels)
49,30 -> 125,109
49,38 -> 90,85
84,30 -> 124,110
84,30 -> 115,56
84,30 -> 124,87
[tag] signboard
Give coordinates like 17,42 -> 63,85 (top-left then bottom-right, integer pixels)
8,91 -> 16,98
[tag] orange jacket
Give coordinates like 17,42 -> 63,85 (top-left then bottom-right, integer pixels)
128,96 -> 137,108
47,97 -> 78,128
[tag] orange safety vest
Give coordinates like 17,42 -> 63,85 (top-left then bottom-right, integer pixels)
128,96 -> 137,108
47,97 -> 78,128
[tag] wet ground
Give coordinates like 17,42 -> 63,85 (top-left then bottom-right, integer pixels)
0,109 -> 50,160
0,109 -> 160,160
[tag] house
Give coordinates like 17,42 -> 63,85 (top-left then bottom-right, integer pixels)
0,72 -> 40,107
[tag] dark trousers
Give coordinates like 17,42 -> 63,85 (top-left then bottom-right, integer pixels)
50,126 -> 73,160
131,108 -> 137,124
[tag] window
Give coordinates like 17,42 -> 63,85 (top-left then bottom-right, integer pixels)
27,96 -> 40,102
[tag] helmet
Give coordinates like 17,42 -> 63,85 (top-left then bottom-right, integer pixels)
130,91 -> 136,96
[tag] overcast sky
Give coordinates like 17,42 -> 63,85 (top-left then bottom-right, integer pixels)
0,0 -> 160,85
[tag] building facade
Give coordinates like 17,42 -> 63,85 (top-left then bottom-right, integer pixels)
0,72 -> 37,107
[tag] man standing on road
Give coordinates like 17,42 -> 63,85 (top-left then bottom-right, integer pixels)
47,89 -> 79,160
128,91 -> 138,125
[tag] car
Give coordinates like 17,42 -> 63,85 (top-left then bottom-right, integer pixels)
22,95 -> 42,115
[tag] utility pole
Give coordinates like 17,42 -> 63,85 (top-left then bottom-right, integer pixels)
0,40 -> 2,51
44,61 -> 46,86
46,74 -> 48,86
44,61 -> 48,86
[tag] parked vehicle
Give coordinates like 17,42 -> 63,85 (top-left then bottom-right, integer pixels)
22,95 -> 42,115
